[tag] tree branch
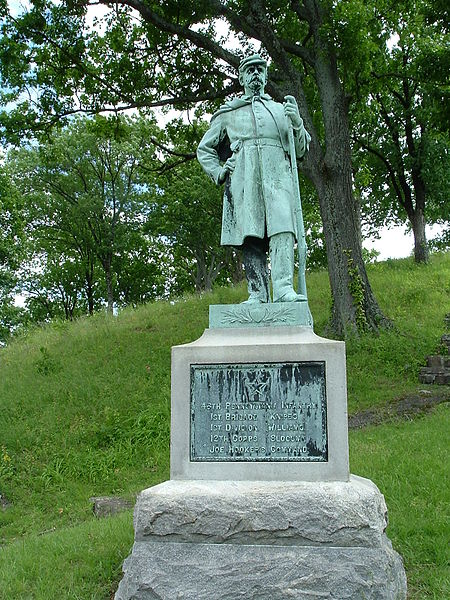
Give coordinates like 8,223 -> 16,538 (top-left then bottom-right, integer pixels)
161,156 -> 197,173
40,81 -> 241,126
280,39 -> 315,66
374,95 -> 414,217
149,137 -> 196,160
289,0 -> 312,23
354,136 -> 406,211
100,0 -> 240,68
206,0 -> 261,41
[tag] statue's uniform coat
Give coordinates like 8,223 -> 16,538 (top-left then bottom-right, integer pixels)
197,93 -> 310,247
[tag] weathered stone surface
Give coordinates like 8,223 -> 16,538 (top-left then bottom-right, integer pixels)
427,355 -> 445,368
441,333 -> 450,349
418,316 -> 450,385
90,496 -> 133,518
115,477 -> 407,599
134,477 -> 387,548
116,540 -> 406,600
419,364 -> 450,385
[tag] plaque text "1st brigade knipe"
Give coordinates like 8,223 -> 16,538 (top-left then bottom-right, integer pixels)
190,362 -> 327,462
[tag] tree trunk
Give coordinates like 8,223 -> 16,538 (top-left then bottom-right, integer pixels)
228,249 -> 245,284
85,262 -> 95,315
410,160 -> 429,263
313,167 -> 388,335
63,302 -> 70,320
86,281 -> 95,315
300,36 -> 390,336
194,252 -> 206,292
411,208 -> 429,263
68,298 -> 76,320
104,256 -> 114,314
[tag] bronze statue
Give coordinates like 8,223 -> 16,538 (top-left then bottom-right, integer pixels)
197,54 -> 310,303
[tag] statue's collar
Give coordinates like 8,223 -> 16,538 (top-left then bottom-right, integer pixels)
211,93 -> 273,121
241,93 -> 272,101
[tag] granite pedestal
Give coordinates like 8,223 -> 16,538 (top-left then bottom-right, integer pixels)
115,310 -> 407,599
116,477 -> 406,599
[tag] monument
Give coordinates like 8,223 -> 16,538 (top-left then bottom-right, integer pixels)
115,55 -> 407,599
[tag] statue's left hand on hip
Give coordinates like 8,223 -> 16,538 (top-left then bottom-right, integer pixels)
284,95 -> 303,130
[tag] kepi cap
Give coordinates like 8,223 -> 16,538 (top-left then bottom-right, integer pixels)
239,53 -> 267,75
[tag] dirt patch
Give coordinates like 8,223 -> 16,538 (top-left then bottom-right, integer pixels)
349,388 -> 450,429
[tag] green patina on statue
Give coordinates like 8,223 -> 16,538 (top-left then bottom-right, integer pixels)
197,53 -> 311,305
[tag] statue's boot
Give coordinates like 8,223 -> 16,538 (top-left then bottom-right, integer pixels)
242,238 -> 270,304
270,232 -> 307,302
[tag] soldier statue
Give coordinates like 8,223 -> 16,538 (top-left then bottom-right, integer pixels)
197,54 -> 310,304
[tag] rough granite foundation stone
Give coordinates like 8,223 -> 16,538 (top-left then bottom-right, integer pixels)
115,476 -> 407,600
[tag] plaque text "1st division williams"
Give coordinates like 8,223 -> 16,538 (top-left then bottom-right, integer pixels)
190,362 -> 328,462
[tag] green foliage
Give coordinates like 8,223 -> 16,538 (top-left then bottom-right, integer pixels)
0,446 -> 15,481
0,512 -> 133,600
5,112 -> 249,333
8,114 -> 168,319
298,176 -> 327,270
0,0 -> 402,333
344,253 -> 450,411
147,145 -> 240,293
351,0 -> 450,258
0,168 -> 24,343
0,0 -> 229,141
34,346 -> 62,376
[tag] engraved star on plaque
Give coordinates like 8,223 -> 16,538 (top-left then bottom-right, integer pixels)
243,372 -> 270,400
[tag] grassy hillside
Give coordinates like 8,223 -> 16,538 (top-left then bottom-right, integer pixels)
0,252 -> 449,599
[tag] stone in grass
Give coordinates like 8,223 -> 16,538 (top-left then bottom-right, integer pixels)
0,492 -> 12,511
90,496 -> 134,518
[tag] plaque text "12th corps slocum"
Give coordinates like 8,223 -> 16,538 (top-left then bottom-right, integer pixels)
190,362 -> 327,462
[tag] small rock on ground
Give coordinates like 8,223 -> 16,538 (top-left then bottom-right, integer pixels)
90,496 -> 134,518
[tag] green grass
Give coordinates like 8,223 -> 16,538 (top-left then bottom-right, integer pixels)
0,407 -> 448,599
0,252 -> 449,598
350,404 -> 449,599
0,512 -> 133,600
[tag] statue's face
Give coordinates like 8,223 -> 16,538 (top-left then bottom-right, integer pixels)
240,63 -> 267,96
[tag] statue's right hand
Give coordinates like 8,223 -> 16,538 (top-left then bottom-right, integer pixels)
218,156 -> 236,184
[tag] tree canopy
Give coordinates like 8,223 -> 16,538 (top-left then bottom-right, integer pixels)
5,113 -> 251,329
0,167 -> 24,342
0,0 -> 448,335
351,0 -> 450,263
9,115 -> 167,317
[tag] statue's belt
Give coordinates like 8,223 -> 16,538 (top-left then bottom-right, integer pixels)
230,138 -> 284,152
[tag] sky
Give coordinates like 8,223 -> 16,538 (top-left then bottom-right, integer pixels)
363,223 -> 443,260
